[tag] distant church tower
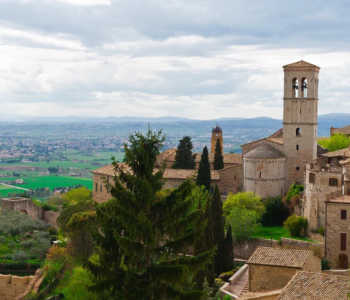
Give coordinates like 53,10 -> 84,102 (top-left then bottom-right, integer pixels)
211,124 -> 223,154
282,60 -> 320,188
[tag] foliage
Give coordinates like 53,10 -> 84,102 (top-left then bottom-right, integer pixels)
21,240 -> 35,250
63,266 -> 95,300
172,136 -> 196,169
201,279 -> 221,300
318,134 -> 350,152
317,226 -> 325,236
252,226 -> 316,242
46,226 -> 58,236
0,236 -> 6,244
46,245 -> 69,264
214,278 -> 224,287
213,139 -> 224,170
226,207 -> 261,242
321,258 -> 331,270
12,251 -> 29,263
222,226 -> 234,271
286,183 -> 304,202
85,128 -> 216,299
211,185 -> 226,275
61,187 -> 93,204
196,146 -> 211,192
41,202 -> 58,212
47,195 -> 65,206
283,215 -> 308,237
261,197 -> 290,226
223,192 -> 265,218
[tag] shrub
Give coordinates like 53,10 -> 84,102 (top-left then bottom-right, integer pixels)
46,227 -> 58,236
223,192 -> 265,218
318,134 -> 350,152
286,183 -> 304,202
46,245 -> 69,264
0,236 -> 6,244
41,202 -> 58,212
261,197 -> 290,226
283,215 -> 308,237
321,258 -> 331,270
21,240 -> 35,250
214,278 -> 225,287
317,226 -> 325,236
13,251 -> 29,264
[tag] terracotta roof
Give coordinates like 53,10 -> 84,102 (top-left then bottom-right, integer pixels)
278,271 -> 349,300
244,143 -> 285,159
322,148 -> 350,158
326,195 -> 350,204
92,164 -> 220,180
247,247 -> 312,268
331,125 -> 350,135
283,60 -> 320,68
194,153 -> 242,164
240,137 -> 283,147
269,128 -> 283,138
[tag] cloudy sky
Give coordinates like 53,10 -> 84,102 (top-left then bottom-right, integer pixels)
0,0 -> 350,120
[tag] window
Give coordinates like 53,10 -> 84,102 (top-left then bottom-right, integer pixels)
296,128 -> 301,136
300,109 -> 302,114
234,175 -> 236,180
309,173 -> 315,183
292,78 -> 299,97
296,167 -> 300,171
259,171 -> 262,178
329,178 -> 338,187
301,78 -> 307,97
341,210 -> 347,220
341,233 -> 347,251
100,184 -> 103,192
95,183 -> 98,192
296,145 -> 299,150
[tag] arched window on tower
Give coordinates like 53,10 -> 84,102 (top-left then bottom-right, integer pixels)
301,78 -> 307,97
292,78 -> 299,97
296,128 -> 301,136
296,144 -> 299,150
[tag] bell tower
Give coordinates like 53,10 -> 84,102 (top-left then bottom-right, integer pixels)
211,124 -> 223,154
282,60 -> 320,189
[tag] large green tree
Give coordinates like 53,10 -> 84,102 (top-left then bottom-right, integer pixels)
172,136 -> 196,169
213,139 -> 224,170
222,226 -> 234,271
211,185 -> 225,275
196,146 -> 211,192
84,129 -> 215,300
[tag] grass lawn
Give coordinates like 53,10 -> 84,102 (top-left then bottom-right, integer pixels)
252,226 -> 317,243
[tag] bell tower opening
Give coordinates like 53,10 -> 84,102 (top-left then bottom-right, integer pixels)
292,78 -> 299,97
301,78 -> 307,97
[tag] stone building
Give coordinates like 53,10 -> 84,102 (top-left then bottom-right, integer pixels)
324,193 -> 350,268
247,247 -> 321,293
211,124 -> 223,154
303,145 -> 350,234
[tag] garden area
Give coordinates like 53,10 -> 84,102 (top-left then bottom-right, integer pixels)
252,226 -> 316,242
0,210 -> 56,274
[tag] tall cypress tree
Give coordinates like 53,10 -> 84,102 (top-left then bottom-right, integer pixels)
213,139 -> 224,170
211,185 -> 225,275
172,136 -> 196,169
85,129 -> 215,300
196,146 -> 211,192
223,225 -> 234,272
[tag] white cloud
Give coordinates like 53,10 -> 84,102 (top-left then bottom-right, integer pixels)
50,0 -> 111,6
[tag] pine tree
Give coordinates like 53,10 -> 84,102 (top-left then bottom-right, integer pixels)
211,185 -> 225,275
223,225 -> 234,272
196,146 -> 211,192
172,136 -> 196,169
85,128 -> 215,300
213,139 -> 224,170
194,192 -> 216,289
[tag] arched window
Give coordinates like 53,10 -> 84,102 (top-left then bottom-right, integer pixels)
296,145 -> 299,150
296,128 -> 301,136
259,171 -> 262,178
292,78 -> 299,97
301,78 -> 307,97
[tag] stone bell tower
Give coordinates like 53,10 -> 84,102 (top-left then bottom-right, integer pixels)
282,60 -> 320,189
211,124 -> 223,154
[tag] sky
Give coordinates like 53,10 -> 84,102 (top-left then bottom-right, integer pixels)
0,0 -> 350,120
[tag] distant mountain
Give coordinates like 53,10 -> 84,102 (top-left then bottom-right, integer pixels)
0,113 -> 349,136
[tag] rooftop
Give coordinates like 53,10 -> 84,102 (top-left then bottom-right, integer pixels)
0,197 -> 31,202
283,60 -> 320,69
326,195 -> 350,204
322,147 -> 350,158
247,247 -> 313,268
331,125 -> 350,135
244,143 -> 285,159
240,137 -> 283,148
278,271 -> 349,300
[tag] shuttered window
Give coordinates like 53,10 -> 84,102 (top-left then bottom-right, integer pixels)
341,233 -> 347,251
329,178 -> 338,186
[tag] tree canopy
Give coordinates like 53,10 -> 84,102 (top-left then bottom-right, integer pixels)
83,128 -> 215,300
223,192 -> 265,218
318,133 -> 350,152
213,139 -> 224,170
196,146 -> 211,192
172,136 -> 196,169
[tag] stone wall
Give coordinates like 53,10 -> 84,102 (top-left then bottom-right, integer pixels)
234,238 -> 324,260
217,164 -> 243,195
309,232 -> 325,244
44,211 -> 60,229
249,265 -> 298,293
0,273 -> 37,300
1,197 -> 44,220
92,173 -> 114,203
